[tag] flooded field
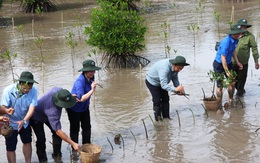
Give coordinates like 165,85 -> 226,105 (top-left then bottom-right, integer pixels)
0,0 -> 260,162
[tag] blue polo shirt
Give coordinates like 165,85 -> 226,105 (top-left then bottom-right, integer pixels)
31,87 -> 62,131
70,73 -> 92,112
215,34 -> 238,64
146,59 -> 180,92
1,84 -> 38,130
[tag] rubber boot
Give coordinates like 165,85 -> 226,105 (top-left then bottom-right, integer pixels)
36,150 -> 47,163
161,103 -> 170,119
153,106 -> 162,121
52,135 -> 62,161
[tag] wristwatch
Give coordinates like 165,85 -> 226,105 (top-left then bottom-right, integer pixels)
23,119 -> 27,125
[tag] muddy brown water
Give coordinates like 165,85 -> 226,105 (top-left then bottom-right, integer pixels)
0,0 -> 260,162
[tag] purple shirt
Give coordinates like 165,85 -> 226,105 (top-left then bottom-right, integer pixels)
31,87 -> 62,131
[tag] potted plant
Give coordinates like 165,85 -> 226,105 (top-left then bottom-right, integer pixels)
202,70 -> 237,111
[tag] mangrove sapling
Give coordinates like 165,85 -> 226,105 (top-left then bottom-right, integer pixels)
170,2 -> 178,20
142,119 -> 148,140
187,23 -> 200,55
160,21 -> 171,58
214,11 -> 221,40
73,16 -> 83,40
18,25 -> 24,46
11,84 -> 25,108
106,137 -> 114,153
65,32 -> 78,75
84,0 -> 147,68
195,0 -> 206,24
0,50 -> 17,82
34,36 -> 45,94
176,110 -> 181,128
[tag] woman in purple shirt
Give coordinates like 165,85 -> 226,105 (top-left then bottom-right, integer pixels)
67,60 -> 101,151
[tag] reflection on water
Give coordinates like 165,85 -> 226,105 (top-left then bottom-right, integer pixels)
0,0 -> 260,162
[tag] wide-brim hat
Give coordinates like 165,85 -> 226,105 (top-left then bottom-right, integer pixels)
17,71 -> 38,84
78,59 -> 101,72
52,89 -> 76,108
227,23 -> 246,35
169,56 -> 190,66
237,18 -> 252,28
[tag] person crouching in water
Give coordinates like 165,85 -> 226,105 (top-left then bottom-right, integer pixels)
145,56 -> 190,121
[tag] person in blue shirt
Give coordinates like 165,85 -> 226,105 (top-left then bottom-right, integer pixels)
30,87 -> 79,163
213,23 -> 245,107
145,56 -> 190,121
0,71 -> 38,163
67,59 -> 101,152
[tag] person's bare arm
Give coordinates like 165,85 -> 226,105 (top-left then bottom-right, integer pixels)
0,105 -> 14,115
56,129 -> 80,152
16,105 -> 35,132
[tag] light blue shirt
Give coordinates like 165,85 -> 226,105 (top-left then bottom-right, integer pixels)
215,34 -> 238,64
1,84 -> 38,130
146,59 -> 180,92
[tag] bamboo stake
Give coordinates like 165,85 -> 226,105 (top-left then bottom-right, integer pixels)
12,17 -> 14,28
230,6 -> 234,23
142,119 -> 148,140
120,135 -> 125,152
176,110 -> 181,128
32,19 -> 34,38
106,137 -> 114,153
189,108 -> 195,124
61,11 -> 64,29
130,131 -> 137,145
201,104 -> 208,118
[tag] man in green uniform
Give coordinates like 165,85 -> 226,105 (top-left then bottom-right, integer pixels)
233,18 -> 259,96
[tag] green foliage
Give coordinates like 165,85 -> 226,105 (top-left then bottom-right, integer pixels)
34,36 -> 44,47
196,0 -> 205,12
214,11 -> 221,39
65,32 -> 78,49
84,0 -> 147,56
0,0 -> 3,8
0,49 -> 17,60
160,21 -> 171,57
207,70 -> 237,89
11,83 -> 28,108
187,23 -> 200,51
18,25 -> 25,46
0,50 -> 17,82
214,11 -> 220,22
187,23 -> 200,31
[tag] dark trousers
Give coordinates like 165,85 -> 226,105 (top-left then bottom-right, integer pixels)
30,120 -> 62,160
213,60 -> 233,88
145,79 -> 169,107
66,108 -> 91,145
234,63 -> 248,92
